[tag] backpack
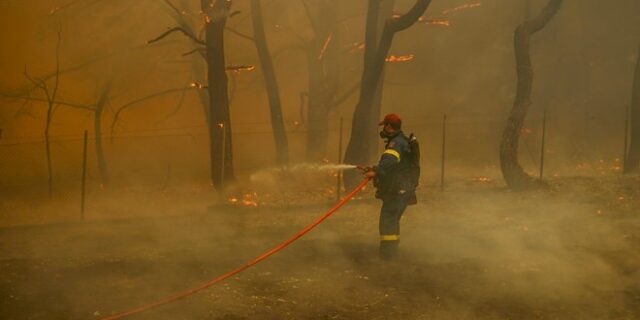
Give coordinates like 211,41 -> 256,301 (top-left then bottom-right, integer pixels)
403,133 -> 421,192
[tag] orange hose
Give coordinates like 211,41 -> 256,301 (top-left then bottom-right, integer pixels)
100,178 -> 370,320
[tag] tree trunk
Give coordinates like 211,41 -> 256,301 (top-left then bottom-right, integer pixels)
94,89 -> 109,187
343,0 -> 432,189
251,0 -> 289,166
203,0 -> 235,190
367,0 -> 395,163
304,0 -> 339,162
624,43 -> 640,173
499,0 -> 562,190
44,106 -> 53,198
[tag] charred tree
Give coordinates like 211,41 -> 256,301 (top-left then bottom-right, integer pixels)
343,0 -> 432,189
162,0 -> 211,124
94,84 -> 110,187
624,43 -> 640,173
499,0 -> 562,190
251,0 -> 289,166
303,0 -> 341,161
367,0 -> 395,163
202,0 -> 235,190
23,31 -> 61,198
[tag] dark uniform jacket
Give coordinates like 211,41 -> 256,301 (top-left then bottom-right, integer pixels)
373,131 -> 414,198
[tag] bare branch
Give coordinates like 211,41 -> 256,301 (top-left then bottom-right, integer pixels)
225,26 -> 255,42
23,66 -> 47,91
110,86 -> 197,140
4,95 -> 95,111
182,47 -> 206,56
51,28 -> 62,105
388,0 -> 433,33
148,27 -> 206,46
163,0 -> 183,17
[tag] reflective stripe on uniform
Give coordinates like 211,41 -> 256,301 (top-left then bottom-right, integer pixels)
380,234 -> 400,241
383,149 -> 401,161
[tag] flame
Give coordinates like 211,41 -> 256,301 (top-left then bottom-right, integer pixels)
226,65 -> 255,72
422,19 -> 451,27
443,2 -> 482,15
190,82 -> 207,89
385,54 -> 415,63
228,193 -> 259,207
472,176 -> 492,183
318,33 -> 334,60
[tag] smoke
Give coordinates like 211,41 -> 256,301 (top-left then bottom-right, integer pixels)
249,163 -> 357,185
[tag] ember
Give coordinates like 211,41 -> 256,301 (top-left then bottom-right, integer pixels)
471,176 -> 493,183
226,65 -> 256,72
386,54 -> 415,63
228,193 -> 259,207
190,82 -> 207,89
424,19 -> 452,27
317,33 -> 333,60
443,2 -> 482,15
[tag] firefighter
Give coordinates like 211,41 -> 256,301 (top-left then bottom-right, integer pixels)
364,113 -> 416,260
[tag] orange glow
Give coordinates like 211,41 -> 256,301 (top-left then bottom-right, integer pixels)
385,54 -> 415,63
423,19 -> 451,27
228,193 -> 259,207
226,65 -> 256,72
190,82 -> 206,89
443,2 -> 482,15
318,33 -> 334,60
472,176 -> 493,183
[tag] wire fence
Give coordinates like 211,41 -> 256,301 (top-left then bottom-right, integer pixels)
0,110 -> 629,193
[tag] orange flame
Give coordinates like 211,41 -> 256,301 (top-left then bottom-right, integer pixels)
228,193 -> 259,207
190,82 -> 207,89
472,176 -> 493,183
443,2 -> 482,15
318,33 -> 334,60
386,54 -> 415,63
226,65 -> 255,72
422,19 -> 451,27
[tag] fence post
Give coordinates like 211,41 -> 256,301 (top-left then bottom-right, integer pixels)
336,117 -> 344,201
441,114 -> 447,191
81,130 -> 88,221
539,108 -> 547,179
623,104 -> 630,170
220,122 -> 226,186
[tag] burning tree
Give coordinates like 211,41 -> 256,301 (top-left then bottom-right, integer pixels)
343,0 -> 433,189
202,0 -> 235,190
499,0 -> 563,190
624,43 -> 640,173
150,0 -> 237,190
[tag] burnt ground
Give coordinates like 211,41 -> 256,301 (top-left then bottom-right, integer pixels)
1,176 -> 640,320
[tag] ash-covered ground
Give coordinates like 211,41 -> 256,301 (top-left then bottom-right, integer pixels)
1,173 -> 640,320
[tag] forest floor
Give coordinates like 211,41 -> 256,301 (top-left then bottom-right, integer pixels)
1,174 -> 640,320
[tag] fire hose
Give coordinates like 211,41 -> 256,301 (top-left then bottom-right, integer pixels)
99,177 -> 370,320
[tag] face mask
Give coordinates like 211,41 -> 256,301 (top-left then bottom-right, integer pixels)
379,130 -> 390,139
